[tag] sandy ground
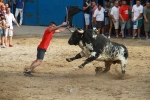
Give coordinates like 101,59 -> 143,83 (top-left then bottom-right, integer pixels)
0,26 -> 150,100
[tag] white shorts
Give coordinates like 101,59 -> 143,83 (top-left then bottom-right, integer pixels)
84,13 -> 90,25
5,28 -> 13,36
113,19 -> 119,29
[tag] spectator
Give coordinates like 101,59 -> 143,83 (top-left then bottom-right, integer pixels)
110,0 -> 115,4
0,14 -> 6,48
108,2 -> 114,38
83,0 -> 91,30
8,0 -> 16,15
0,5 -> 6,48
110,1 -> 120,38
5,7 -> 20,47
14,0 -> 24,25
119,0 -> 130,38
0,0 -> 4,7
118,0 -> 122,7
104,1 -> 110,36
91,0 -> 97,29
132,0 -> 143,39
143,1 -> 150,40
0,5 -> 6,18
5,3 -> 9,8
126,0 -> 132,36
0,14 -> 1,46
93,4 -> 105,37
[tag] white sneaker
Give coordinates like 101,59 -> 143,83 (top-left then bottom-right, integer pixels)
146,36 -> 149,40
132,37 -> 135,39
1,45 -> 6,48
108,36 -> 110,39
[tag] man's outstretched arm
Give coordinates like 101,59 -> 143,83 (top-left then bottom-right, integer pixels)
50,22 -> 67,32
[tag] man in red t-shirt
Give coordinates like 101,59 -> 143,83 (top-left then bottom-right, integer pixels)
119,0 -> 130,38
24,22 -> 67,76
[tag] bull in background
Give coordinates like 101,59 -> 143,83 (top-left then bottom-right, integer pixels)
66,28 -> 128,79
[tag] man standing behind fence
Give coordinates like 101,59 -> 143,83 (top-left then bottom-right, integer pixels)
5,7 -> 20,47
93,4 -> 106,37
143,1 -> 150,40
110,1 -> 120,38
119,0 -> 130,38
83,0 -> 91,30
0,0 -> 4,7
14,0 -> 24,25
132,0 -> 143,39
91,0 -> 97,28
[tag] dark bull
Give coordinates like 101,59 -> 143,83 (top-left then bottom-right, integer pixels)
66,28 -> 128,79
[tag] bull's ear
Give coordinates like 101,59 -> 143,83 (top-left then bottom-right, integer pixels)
77,29 -> 84,34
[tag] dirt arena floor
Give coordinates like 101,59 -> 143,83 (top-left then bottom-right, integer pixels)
0,26 -> 150,100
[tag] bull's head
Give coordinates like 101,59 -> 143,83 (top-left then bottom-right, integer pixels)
68,28 -> 84,45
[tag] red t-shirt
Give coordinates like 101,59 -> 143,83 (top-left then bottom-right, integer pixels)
38,28 -> 55,50
119,5 -> 130,21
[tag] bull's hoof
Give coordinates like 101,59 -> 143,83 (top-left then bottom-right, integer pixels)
95,67 -> 103,75
122,70 -> 125,74
121,70 -> 125,80
102,68 -> 109,73
78,65 -> 84,68
122,75 -> 125,80
66,58 -> 72,62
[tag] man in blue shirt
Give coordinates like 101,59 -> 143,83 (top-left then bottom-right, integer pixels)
14,0 -> 24,25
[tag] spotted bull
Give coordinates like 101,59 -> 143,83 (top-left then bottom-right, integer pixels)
66,28 -> 128,78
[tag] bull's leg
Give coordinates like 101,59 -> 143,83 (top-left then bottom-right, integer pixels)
95,67 -> 103,75
102,62 -> 112,73
121,60 -> 127,79
66,52 -> 84,62
78,52 -> 99,68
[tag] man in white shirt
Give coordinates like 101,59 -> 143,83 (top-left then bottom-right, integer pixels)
132,0 -> 143,39
110,1 -> 119,38
93,4 -> 105,36
5,7 -> 20,47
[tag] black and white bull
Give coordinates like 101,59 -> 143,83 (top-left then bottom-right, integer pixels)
66,28 -> 128,78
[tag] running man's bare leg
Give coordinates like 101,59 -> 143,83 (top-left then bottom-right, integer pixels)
28,59 -> 43,72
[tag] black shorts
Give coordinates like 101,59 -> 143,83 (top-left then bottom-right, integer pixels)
37,48 -> 46,60
0,29 -> 5,36
96,21 -> 104,28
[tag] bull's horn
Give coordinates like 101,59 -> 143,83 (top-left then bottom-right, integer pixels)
67,27 -> 74,33
70,30 -> 74,33
77,29 -> 84,34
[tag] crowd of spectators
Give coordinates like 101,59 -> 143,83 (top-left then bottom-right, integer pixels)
83,0 -> 150,40
0,0 -> 21,52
